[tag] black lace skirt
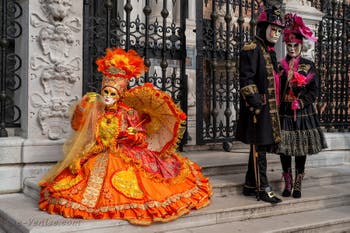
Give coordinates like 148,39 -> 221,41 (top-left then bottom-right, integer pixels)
276,102 -> 327,156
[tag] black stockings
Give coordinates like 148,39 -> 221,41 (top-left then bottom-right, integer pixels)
280,155 -> 306,174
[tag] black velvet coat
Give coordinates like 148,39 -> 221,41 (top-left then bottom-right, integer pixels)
235,39 -> 281,147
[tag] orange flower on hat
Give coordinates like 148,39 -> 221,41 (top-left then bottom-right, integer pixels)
96,47 -> 148,80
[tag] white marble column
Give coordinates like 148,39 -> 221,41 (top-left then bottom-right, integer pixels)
185,0 -> 197,145
18,0 -> 83,157
130,0 -> 144,22
0,0 -> 84,193
149,0 -> 173,23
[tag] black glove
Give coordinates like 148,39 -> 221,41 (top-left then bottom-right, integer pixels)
245,93 -> 262,114
291,85 -> 303,96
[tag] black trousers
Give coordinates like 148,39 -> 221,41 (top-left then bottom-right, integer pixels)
244,145 -> 269,189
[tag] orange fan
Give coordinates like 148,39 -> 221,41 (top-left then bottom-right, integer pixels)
123,83 -> 186,157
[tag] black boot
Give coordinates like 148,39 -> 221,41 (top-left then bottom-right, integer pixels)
259,187 -> 282,204
243,185 -> 257,196
292,172 -> 305,198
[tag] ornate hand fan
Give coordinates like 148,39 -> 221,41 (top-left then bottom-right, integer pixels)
123,83 -> 186,157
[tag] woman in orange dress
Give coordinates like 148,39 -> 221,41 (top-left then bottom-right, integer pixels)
38,48 -> 212,225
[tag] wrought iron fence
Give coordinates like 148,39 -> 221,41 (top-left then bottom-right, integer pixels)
2,0 -> 349,140
312,0 -> 350,131
196,0 -> 350,149
83,0 -> 187,95
196,0 -> 259,149
0,0 -> 22,137
82,0 -> 188,147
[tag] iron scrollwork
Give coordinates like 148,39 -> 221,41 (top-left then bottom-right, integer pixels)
313,0 -> 350,131
196,0 -> 255,148
0,1 -> 23,137
83,0 -> 188,147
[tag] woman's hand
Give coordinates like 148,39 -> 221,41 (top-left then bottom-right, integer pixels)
118,130 -> 146,146
291,85 -> 303,96
69,159 -> 81,174
80,92 -> 99,108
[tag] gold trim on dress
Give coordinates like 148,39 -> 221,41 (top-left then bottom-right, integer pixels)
111,167 -> 144,199
43,161 -> 212,217
98,114 -> 120,146
81,152 -> 109,208
52,175 -> 83,191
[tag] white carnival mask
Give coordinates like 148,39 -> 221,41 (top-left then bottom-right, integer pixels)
266,24 -> 283,44
286,42 -> 302,58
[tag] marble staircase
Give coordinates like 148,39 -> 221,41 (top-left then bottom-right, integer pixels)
1,133 -> 350,233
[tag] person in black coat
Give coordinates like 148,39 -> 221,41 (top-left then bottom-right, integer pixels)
277,13 -> 327,198
236,4 -> 283,203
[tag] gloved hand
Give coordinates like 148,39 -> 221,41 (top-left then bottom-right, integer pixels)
245,93 -> 262,115
69,159 -> 81,174
291,85 -> 303,96
119,131 -> 146,146
80,92 -> 99,108
85,92 -> 98,103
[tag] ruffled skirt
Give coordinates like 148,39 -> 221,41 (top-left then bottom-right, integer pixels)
39,149 -> 212,225
276,102 -> 327,156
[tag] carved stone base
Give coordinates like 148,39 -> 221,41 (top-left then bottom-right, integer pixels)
22,138 -> 64,163
0,137 -> 63,193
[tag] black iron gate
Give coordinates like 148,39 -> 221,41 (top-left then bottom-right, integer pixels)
0,0 -> 22,137
2,0 -> 349,141
196,0 -> 350,148
83,0 -> 188,146
195,0 -> 257,149
313,0 -> 350,132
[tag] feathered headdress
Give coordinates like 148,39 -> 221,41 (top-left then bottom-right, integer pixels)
283,13 -> 317,43
96,47 -> 147,79
96,47 -> 148,91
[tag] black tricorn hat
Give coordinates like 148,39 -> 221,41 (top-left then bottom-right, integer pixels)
257,4 -> 284,28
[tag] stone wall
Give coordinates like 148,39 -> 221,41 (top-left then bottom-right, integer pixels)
0,0 -> 83,194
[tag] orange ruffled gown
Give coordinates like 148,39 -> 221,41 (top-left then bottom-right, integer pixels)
38,101 -> 212,225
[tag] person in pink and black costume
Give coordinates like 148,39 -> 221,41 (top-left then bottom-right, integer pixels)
236,3 -> 284,203
277,13 -> 327,198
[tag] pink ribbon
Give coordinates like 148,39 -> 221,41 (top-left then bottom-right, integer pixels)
273,71 -> 280,107
291,99 -> 299,121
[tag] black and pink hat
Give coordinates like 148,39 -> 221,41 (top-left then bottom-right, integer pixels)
283,13 -> 317,43
257,4 -> 284,28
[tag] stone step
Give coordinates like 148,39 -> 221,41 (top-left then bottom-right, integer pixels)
1,132 -> 349,194
2,181 -> 350,233
22,148 -> 350,201
23,164 -> 350,201
18,148 -> 349,196
164,205 -> 350,233
212,164 -> 350,197
183,149 -> 349,177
